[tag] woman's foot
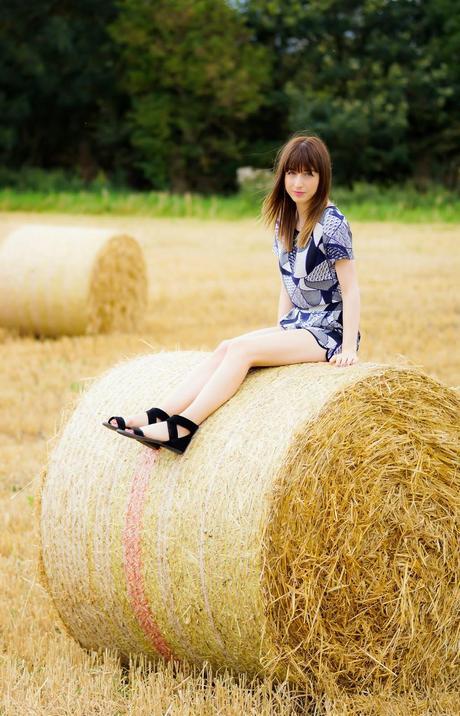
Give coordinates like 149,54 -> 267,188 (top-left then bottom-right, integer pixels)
108,408 -> 169,430
109,410 -> 163,430
119,414 -> 200,454
124,420 -> 189,442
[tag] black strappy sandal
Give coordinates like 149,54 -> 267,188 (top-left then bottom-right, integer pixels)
102,407 -> 170,432
116,414 -> 199,455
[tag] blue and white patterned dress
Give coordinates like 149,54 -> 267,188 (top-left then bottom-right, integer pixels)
272,204 -> 361,361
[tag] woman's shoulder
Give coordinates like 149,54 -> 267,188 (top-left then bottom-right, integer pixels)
319,204 -> 350,237
318,203 -> 354,261
320,203 -> 346,222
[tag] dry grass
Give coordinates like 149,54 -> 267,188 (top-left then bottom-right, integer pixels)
1,211 -> 459,714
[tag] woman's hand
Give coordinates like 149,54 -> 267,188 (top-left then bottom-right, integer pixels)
330,349 -> 359,367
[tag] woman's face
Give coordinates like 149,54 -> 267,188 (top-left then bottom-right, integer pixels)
284,167 -> 320,209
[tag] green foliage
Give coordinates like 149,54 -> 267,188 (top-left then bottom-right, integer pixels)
0,183 -> 458,223
109,0 -> 271,192
239,0 -> 460,187
0,0 -> 458,190
0,0 -> 126,180
0,166 -> 108,192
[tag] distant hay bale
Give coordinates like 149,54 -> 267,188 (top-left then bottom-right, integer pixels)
0,224 -> 148,336
38,353 -> 460,700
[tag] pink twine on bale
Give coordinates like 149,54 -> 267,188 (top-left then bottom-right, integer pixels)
123,447 -> 175,660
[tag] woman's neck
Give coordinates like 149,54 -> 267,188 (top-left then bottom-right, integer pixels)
295,206 -> 309,230
296,199 -> 332,230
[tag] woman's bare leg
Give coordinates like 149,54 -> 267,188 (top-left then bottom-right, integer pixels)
137,327 -> 326,441
111,325 -> 281,428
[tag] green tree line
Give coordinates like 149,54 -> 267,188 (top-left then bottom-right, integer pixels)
0,0 -> 458,192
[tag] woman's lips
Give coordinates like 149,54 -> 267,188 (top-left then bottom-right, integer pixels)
293,191 -> 304,196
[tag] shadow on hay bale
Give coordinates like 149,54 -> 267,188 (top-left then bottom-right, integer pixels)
38,352 -> 460,701
0,224 -> 148,336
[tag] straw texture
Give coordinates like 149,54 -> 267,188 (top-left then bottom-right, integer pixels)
38,352 -> 459,700
0,224 -> 147,336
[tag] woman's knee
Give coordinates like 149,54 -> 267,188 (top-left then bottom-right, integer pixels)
223,339 -> 253,365
214,338 -> 251,363
213,338 -> 232,358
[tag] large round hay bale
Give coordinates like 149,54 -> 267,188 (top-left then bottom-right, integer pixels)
38,353 -> 459,699
0,224 -> 148,336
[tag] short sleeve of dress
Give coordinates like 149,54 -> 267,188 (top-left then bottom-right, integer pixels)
323,217 -> 354,264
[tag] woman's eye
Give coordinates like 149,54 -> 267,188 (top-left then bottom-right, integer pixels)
286,169 -> 314,176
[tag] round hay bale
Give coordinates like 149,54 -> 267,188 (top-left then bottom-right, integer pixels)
38,353 -> 460,699
0,224 -> 148,336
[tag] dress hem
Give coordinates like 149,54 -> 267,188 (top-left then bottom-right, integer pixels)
280,322 -> 331,360
279,321 -> 360,362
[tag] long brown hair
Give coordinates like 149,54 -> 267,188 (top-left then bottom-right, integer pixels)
261,133 -> 332,252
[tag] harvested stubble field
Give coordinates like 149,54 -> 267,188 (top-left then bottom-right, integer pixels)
0,211 -> 459,715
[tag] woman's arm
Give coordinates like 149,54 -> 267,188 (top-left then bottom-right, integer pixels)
335,259 -> 360,351
277,276 -> 294,322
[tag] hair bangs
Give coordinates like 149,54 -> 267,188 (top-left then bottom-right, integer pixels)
284,142 -> 319,174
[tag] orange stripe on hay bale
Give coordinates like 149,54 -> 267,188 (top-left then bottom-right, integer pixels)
39,352 -> 460,701
123,449 -> 175,660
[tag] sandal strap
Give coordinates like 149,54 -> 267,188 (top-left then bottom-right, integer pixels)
168,414 -> 199,437
109,416 -> 126,430
146,407 -> 170,423
165,417 -> 178,441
